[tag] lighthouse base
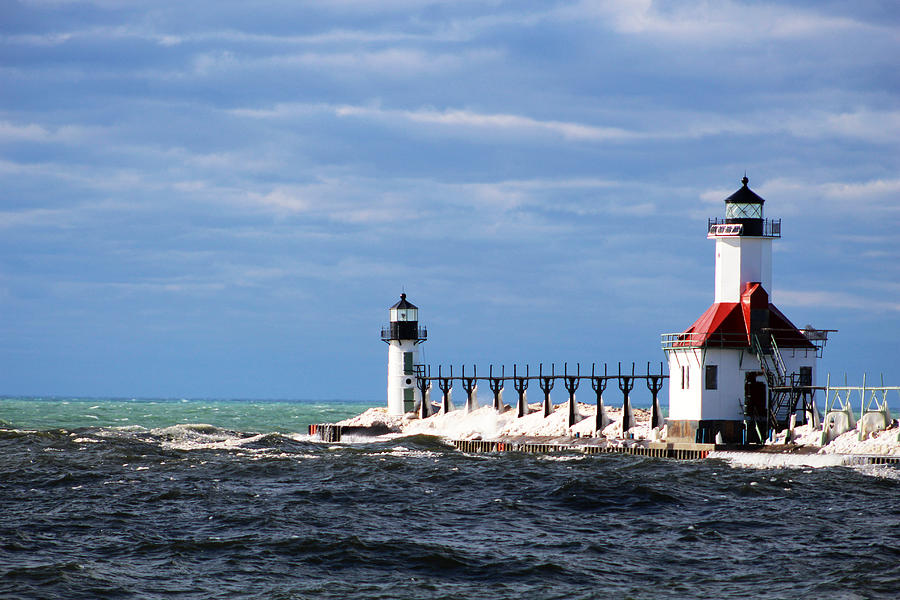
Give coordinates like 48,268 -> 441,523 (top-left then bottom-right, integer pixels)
666,419 -> 765,445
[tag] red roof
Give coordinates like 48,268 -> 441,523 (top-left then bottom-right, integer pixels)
675,282 -> 814,349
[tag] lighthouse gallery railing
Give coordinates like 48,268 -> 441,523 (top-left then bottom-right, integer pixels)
661,328 -> 828,351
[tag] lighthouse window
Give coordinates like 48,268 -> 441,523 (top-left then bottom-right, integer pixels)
726,202 -> 762,219
403,352 -> 414,375
799,366 -> 812,386
705,365 -> 718,390
681,365 -> 690,389
391,308 -> 417,322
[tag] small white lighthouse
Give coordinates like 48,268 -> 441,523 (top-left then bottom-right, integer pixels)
662,177 -> 818,443
382,294 -> 427,415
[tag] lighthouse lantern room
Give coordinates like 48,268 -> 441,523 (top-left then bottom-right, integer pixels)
662,177 -> 823,444
382,294 -> 427,415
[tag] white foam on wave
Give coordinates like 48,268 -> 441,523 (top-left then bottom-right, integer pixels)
152,423 -> 225,436
537,455 -> 586,462
242,450 -> 320,461
709,451 -> 850,469
850,464 -> 900,480
376,446 -> 442,459
144,424 -> 277,452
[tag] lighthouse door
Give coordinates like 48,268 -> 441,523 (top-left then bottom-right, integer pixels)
744,372 -> 766,443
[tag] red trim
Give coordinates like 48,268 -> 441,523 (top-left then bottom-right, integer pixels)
676,283 -> 814,349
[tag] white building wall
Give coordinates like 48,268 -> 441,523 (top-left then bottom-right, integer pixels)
698,348 -> 747,420
669,348 -> 751,421
714,237 -> 773,302
666,349 -> 703,420
779,347 -> 817,388
387,340 -> 420,415
668,345 -> 818,422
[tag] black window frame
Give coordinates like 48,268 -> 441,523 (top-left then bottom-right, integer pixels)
705,365 -> 718,390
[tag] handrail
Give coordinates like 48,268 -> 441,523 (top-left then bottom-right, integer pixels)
707,217 -> 781,238
661,327 -> 829,350
661,331 -> 749,349
769,333 -> 786,381
380,325 -> 427,341
414,362 -> 667,384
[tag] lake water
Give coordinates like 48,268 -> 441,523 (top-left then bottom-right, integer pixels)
2,397 -> 898,599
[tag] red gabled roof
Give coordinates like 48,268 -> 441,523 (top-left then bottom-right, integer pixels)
768,304 -> 816,348
674,282 -> 814,349
682,301 -> 746,347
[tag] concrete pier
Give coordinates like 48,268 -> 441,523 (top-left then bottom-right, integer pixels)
451,437 -> 900,465
452,437 -> 718,459
308,423 -> 900,466
308,423 -> 394,441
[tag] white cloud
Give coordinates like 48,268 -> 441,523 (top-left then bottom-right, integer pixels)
335,104 -> 639,141
778,289 -> 900,313
246,180 -> 419,225
188,46 -> 499,78
0,31 -> 75,46
0,121 -> 97,143
1,23 -> 470,48
251,187 -> 313,214
228,103 -> 331,119
820,179 -> 900,202
229,101 -> 900,147
756,177 -> 900,217
0,207 -> 76,229
53,278 -> 229,298
228,101 -> 642,141
565,0 -> 884,41
0,121 -> 51,142
787,109 -> 900,144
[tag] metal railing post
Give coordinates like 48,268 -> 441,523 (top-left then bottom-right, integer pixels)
514,364 -> 529,418
591,363 -> 609,434
539,363 -> 555,418
564,362 -> 580,428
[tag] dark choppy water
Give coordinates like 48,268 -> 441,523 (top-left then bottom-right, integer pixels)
2,398 -> 899,599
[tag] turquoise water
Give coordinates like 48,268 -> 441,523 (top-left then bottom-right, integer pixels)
5,394 -> 895,433
0,397 -> 377,432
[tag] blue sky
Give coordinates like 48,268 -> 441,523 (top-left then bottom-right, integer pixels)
1,0 -> 898,401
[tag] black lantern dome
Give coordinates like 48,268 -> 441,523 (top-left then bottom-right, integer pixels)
724,176 -> 765,220
381,294 -> 427,343
390,293 -> 418,323
709,176 -> 780,238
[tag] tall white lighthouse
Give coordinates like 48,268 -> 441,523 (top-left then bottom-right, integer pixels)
382,294 -> 427,415
662,177 -> 818,443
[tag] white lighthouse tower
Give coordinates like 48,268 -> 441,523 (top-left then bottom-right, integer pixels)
382,294 -> 427,415
662,177 -> 818,443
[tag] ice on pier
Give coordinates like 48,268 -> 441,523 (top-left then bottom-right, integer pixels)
337,401 -> 900,457
337,402 -> 658,442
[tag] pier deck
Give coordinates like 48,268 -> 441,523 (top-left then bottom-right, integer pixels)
309,423 -> 900,465
452,437 -> 721,459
